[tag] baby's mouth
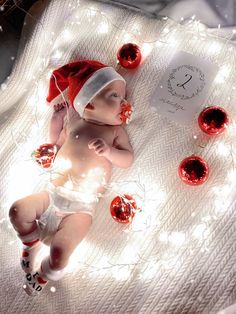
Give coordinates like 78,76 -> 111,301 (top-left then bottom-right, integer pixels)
119,103 -> 133,124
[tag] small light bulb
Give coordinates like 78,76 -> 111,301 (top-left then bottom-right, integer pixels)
159,232 -> 168,242
62,29 -> 73,40
169,232 -> 185,246
208,41 -> 222,55
52,50 -> 62,59
142,43 -> 153,58
88,8 -> 97,17
163,27 -> 169,34
193,224 -> 208,239
50,287 -> 56,293
215,65 -> 231,83
98,22 -> 109,34
1,83 -> 7,91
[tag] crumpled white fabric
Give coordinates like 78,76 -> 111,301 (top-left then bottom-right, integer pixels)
1,0 -> 236,313
102,0 -> 236,40
105,0 -> 236,28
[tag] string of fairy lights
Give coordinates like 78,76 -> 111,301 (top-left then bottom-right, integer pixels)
1,0 -> 236,287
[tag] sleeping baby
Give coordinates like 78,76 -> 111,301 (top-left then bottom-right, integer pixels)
9,60 -> 134,296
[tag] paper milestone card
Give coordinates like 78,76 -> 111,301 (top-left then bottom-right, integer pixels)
150,51 -> 218,125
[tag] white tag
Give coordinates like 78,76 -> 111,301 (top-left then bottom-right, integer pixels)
150,51 -> 218,125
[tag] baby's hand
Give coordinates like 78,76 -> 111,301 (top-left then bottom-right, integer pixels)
88,138 -> 111,157
53,102 -> 68,112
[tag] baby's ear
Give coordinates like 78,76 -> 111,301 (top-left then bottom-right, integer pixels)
85,103 -> 94,110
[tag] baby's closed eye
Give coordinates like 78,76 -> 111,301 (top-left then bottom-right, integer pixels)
107,92 -> 119,99
110,93 -> 119,97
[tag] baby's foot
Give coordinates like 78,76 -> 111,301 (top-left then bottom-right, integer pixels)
21,239 -> 42,273
23,270 -> 48,296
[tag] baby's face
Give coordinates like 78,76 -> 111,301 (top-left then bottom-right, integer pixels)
83,80 -> 127,126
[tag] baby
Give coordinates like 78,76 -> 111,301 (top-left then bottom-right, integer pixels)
9,60 -> 134,296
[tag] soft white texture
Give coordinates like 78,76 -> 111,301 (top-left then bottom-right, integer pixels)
1,0 -> 236,313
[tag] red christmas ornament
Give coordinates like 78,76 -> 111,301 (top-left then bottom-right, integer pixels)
119,102 -> 133,124
110,194 -> 138,223
32,143 -> 57,169
178,155 -> 209,185
198,106 -> 229,135
117,43 -> 142,69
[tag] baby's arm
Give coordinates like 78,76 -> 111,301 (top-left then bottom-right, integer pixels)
49,104 -> 67,149
110,126 -> 134,168
89,126 -> 134,168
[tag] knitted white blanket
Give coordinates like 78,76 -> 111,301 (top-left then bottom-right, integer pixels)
1,0 -> 236,313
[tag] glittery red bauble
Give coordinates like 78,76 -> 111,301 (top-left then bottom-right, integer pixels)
110,194 -> 138,224
178,156 -> 209,185
117,43 -> 142,69
32,143 -> 57,169
198,106 -> 229,135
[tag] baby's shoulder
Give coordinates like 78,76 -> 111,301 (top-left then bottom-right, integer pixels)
63,107 -> 81,126
113,125 -> 128,139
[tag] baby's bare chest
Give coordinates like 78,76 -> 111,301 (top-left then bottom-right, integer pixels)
52,120 -> 116,187
58,120 -> 117,161
68,120 -> 115,146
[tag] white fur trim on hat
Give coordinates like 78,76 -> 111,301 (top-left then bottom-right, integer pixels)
73,67 -> 126,115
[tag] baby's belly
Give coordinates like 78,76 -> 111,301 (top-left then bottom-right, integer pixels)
50,148 -> 112,196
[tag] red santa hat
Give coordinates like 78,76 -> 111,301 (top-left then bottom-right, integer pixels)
46,60 -> 126,115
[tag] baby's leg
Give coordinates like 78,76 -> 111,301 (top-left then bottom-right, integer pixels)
24,212 -> 92,295
49,212 -> 92,270
9,191 -> 50,236
9,191 -> 50,272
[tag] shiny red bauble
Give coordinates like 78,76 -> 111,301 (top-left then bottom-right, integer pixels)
178,155 -> 209,185
198,106 -> 229,135
110,194 -> 138,223
117,43 -> 142,69
32,143 -> 57,169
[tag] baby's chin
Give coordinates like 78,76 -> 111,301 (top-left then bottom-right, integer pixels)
102,116 -> 123,126
83,112 -> 123,126
113,117 -> 124,125
107,120 -> 123,126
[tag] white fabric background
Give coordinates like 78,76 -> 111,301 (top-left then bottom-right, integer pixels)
99,0 -> 236,27
1,0 -> 236,313
1,0 -> 236,84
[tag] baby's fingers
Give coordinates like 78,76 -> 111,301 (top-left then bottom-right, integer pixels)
88,138 -> 103,149
53,102 -> 68,112
96,149 -> 105,156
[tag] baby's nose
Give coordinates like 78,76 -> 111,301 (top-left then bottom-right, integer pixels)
121,98 -> 128,106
